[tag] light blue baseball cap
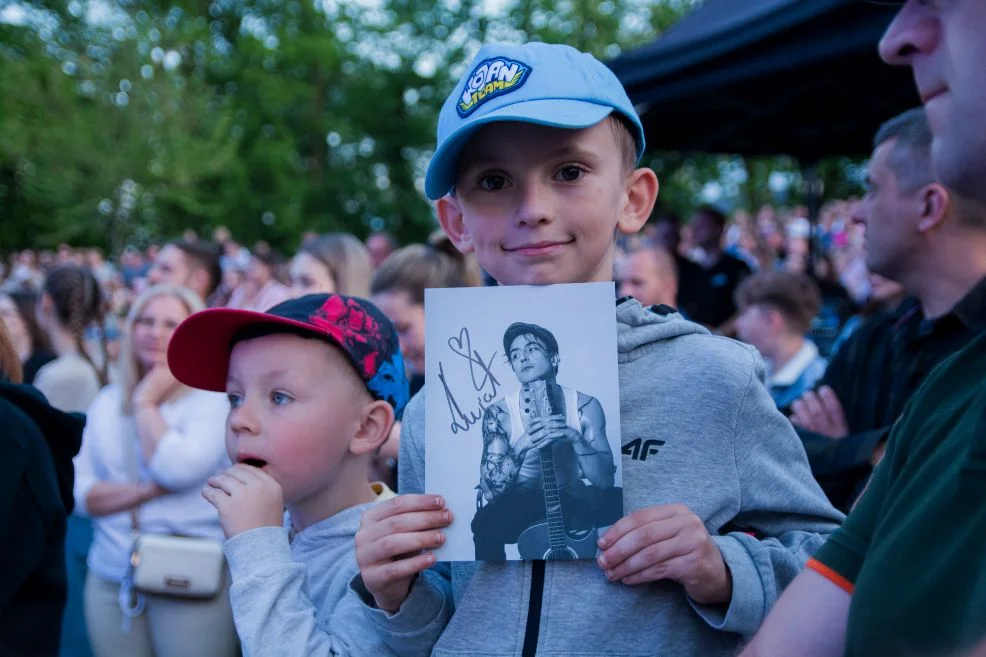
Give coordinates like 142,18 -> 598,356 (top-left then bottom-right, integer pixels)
424,42 -> 646,201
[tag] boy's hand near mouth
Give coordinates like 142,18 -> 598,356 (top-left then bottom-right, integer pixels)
204,463 -> 285,538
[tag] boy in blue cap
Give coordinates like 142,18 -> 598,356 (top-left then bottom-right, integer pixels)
353,43 -> 843,656
167,293 -> 409,657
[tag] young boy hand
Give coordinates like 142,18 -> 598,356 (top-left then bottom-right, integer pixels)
355,494 -> 453,614
202,464 -> 285,538
596,504 -> 733,605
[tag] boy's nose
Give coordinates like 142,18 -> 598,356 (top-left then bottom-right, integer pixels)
229,398 -> 260,436
514,181 -> 552,227
878,3 -> 938,66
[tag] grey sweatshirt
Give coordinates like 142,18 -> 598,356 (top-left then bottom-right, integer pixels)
225,502 -> 399,657
351,299 -> 844,657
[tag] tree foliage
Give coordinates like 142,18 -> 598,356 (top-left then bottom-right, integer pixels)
1,0 -> 858,254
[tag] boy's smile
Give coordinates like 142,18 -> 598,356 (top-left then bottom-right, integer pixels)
440,120 -> 656,286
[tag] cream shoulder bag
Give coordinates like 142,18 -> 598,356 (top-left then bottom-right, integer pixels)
122,429 -> 225,602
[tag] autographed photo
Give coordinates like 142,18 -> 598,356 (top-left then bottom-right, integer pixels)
425,282 -> 623,562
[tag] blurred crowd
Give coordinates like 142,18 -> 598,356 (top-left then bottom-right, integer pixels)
0,192 -> 903,521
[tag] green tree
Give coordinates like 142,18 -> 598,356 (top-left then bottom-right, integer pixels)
3,0 -> 861,255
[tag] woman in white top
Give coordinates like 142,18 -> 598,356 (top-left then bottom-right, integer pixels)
74,284 -> 238,657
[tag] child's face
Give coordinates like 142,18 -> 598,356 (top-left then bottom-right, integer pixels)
225,333 -> 370,509
439,121 -> 656,286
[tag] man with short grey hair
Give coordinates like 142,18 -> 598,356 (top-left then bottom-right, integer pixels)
789,106 -> 986,511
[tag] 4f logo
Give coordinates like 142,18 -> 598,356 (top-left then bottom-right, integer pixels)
622,438 -> 665,462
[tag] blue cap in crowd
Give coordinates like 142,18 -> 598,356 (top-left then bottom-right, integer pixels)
424,42 -> 646,201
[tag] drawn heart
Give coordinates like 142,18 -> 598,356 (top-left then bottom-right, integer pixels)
448,328 -> 469,358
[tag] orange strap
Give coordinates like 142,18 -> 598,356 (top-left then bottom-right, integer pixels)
807,558 -> 855,595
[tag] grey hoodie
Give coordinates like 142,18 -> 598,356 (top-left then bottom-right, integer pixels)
351,299 -> 844,657
225,502 -> 400,657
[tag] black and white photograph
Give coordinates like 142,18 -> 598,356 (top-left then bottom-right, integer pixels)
425,282 -> 623,562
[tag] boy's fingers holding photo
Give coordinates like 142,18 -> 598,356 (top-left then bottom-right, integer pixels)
362,494 -> 446,524
358,507 -> 453,543
356,494 -> 453,613
597,504 -> 732,605
356,528 -> 446,566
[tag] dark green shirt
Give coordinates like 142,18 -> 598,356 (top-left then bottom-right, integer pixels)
810,328 -> 986,657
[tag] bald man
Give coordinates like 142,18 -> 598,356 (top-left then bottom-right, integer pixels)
615,247 -> 680,312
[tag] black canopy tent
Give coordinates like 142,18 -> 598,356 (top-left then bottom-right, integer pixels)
608,0 -> 920,164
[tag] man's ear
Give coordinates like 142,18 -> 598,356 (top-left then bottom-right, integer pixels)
617,168 -> 660,236
765,308 -> 787,334
917,183 -> 950,234
349,400 -> 396,456
436,196 -> 475,254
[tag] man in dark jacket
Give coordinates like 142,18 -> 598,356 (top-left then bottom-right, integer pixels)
0,381 -> 85,657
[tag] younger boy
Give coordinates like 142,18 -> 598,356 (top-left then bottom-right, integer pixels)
166,293 -> 409,657
352,42 -> 843,657
734,271 -> 828,411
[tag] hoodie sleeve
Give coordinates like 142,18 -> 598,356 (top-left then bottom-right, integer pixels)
225,527 -> 399,657
146,392 -> 229,490
687,350 -> 845,637
349,392 -> 455,657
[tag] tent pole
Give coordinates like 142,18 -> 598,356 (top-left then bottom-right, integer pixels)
802,161 -> 824,265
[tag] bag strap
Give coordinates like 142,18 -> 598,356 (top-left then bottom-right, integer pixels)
120,413 -> 147,627
121,415 -> 143,535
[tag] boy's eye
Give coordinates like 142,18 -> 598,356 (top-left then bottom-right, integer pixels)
557,165 -> 585,182
271,391 -> 292,406
227,393 -> 242,408
479,175 -> 507,192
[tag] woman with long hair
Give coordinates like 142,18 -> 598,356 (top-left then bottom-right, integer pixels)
74,285 -> 237,657
370,240 -> 473,393
369,240 -> 477,488
288,232 -> 373,299
0,291 -> 55,384
33,264 -> 108,413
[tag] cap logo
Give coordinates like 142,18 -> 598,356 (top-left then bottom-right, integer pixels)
457,57 -> 531,118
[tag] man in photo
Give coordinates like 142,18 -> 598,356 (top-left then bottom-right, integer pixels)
472,321 -> 621,560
